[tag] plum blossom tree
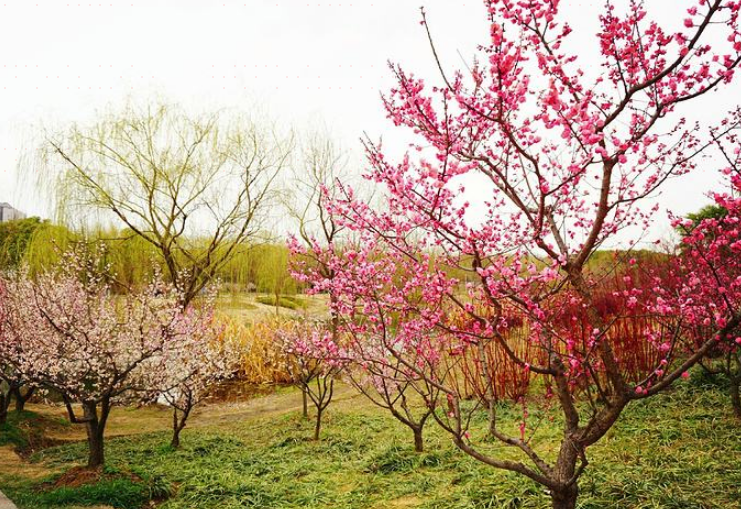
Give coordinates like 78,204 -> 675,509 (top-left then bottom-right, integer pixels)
672,124 -> 741,417
677,204 -> 741,417
0,252 -> 215,468
291,242 -> 437,451
343,328 -> 434,453
0,282 -> 36,420
0,280 -> 14,425
296,1 -> 741,507
0,362 -> 34,422
285,132 -> 355,416
278,319 -> 345,441
147,311 -> 239,449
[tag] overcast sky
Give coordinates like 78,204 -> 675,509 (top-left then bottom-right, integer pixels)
0,0 -> 738,245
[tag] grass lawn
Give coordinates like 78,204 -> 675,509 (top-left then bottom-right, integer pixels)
0,376 -> 740,509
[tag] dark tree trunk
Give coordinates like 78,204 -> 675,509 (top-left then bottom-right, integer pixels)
551,485 -> 578,509
413,426 -> 424,453
14,392 -> 25,412
170,404 -> 192,449
12,386 -> 34,413
171,426 -> 182,449
171,407 -> 182,449
83,402 -> 105,468
0,392 -> 9,425
302,388 -> 308,419
172,390 -> 195,449
313,409 -> 322,441
550,432 -> 580,509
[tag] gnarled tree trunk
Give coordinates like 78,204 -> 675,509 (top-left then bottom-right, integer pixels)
550,485 -> 579,509
83,402 -> 105,468
11,385 -> 35,413
63,395 -> 111,469
413,426 -> 424,453
549,433 -> 580,509
171,403 -> 193,449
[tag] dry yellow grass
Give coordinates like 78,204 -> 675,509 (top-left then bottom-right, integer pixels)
218,313 -> 292,384
212,292 -> 328,384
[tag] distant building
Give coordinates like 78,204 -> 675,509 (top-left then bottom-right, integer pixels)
0,202 -> 26,223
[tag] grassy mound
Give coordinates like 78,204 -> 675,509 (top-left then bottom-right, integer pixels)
0,411 -> 68,456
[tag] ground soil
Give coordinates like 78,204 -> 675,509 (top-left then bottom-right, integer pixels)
47,466 -> 142,490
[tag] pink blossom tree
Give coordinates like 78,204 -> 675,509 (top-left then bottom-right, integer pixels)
0,359 -> 34,423
343,327 -> 434,453
0,252 -> 214,468
296,1 -> 741,507
0,282 -> 36,419
284,131 -> 359,418
672,129 -> 741,417
278,319 -> 345,441
146,311 -> 238,449
0,280 -> 16,425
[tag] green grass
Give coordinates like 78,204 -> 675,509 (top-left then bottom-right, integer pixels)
1,381 -> 741,508
4,477 -> 160,509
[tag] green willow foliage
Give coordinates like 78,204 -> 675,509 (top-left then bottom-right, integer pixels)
0,217 -> 46,270
20,222 -> 76,276
1,221 -> 300,297
3,219 -> 662,299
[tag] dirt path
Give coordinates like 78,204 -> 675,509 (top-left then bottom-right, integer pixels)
26,384 -> 362,443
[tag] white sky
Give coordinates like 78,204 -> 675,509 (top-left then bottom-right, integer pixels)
0,0 -> 738,245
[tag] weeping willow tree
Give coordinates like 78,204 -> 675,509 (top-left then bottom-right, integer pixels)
254,243 -> 298,310
219,247 -> 259,293
22,222 -> 77,276
0,217 -> 45,270
34,102 -> 293,305
96,228 -> 162,288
